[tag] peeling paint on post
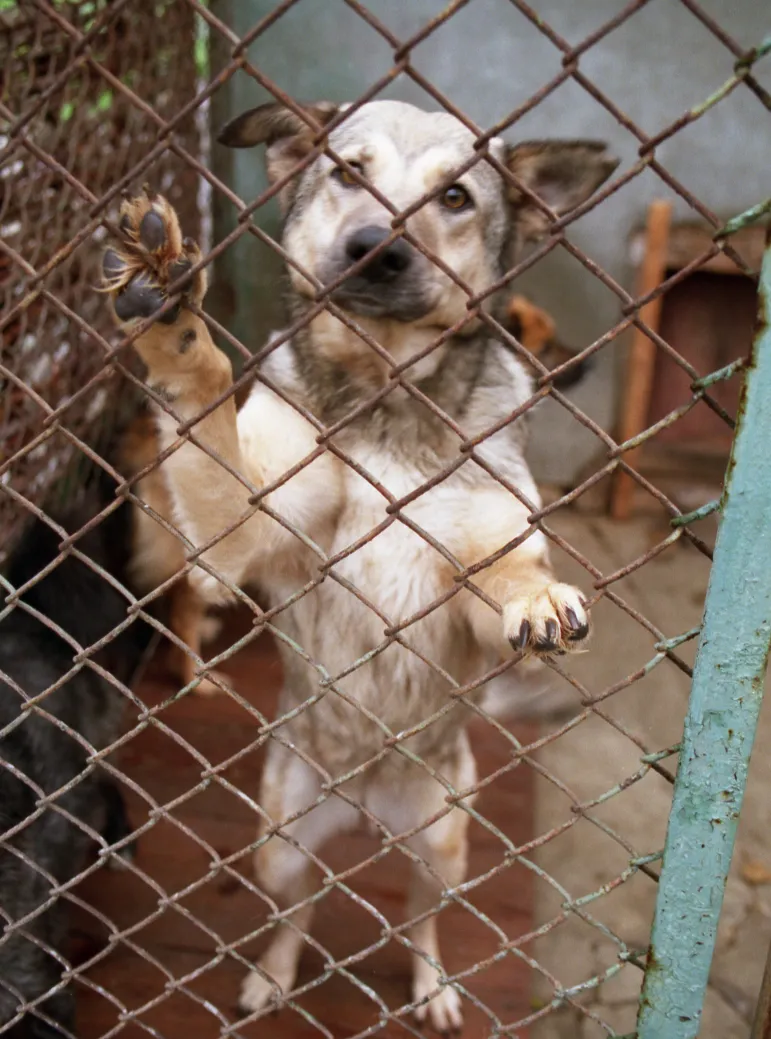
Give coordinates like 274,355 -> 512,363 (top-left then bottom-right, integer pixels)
637,228 -> 771,1038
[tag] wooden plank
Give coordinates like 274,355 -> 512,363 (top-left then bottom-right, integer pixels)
628,221 -> 765,277
610,200 -> 673,520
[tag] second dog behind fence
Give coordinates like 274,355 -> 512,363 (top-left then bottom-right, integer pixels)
0,487 -> 154,1039
504,294 -> 592,391
119,409 -> 227,697
102,98 -> 616,1030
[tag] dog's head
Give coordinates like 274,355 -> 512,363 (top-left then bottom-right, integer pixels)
219,100 -> 617,330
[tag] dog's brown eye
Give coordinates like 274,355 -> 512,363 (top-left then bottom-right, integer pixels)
332,162 -> 363,187
441,184 -> 471,210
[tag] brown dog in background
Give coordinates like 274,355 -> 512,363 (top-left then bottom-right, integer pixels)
504,294 -> 590,391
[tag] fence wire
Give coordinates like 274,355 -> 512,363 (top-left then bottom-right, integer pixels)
0,1 -> 769,1038
0,0 -> 203,558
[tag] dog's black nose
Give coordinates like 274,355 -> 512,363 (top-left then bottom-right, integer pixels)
345,226 -> 412,282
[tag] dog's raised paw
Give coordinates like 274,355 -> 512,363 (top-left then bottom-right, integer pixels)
503,581 -> 590,655
102,189 -> 206,326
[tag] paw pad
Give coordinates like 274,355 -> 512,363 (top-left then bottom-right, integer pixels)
102,188 -> 206,325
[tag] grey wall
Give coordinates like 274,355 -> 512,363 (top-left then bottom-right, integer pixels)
210,0 -> 770,485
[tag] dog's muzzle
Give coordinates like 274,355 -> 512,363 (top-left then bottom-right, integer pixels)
327,225 -> 436,322
346,226 -> 413,282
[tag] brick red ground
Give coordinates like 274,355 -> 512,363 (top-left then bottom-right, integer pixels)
71,629 -> 536,1038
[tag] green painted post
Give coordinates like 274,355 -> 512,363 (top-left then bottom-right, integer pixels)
637,229 -> 771,1037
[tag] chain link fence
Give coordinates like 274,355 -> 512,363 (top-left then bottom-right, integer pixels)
1,2 -> 770,1038
0,0 -> 204,556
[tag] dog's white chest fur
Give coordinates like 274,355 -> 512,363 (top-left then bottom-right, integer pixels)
237,380 -> 485,771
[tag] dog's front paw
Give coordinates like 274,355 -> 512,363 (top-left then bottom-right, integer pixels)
503,581 -> 589,655
102,188 -> 206,326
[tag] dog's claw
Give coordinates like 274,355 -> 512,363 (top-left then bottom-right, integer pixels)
102,249 -> 125,282
510,619 -> 530,652
168,256 -> 192,285
539,618 -> 559,649
565,606 -> 589,641
503,583 -> 591,656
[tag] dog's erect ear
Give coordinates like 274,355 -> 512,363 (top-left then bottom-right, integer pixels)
504,141 -> 619,241
217,101 -> 340,206
217,100 -> 339,150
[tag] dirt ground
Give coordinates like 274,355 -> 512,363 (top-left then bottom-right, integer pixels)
528,508 -> 771,1038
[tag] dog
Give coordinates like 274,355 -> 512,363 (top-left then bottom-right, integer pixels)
504,294 -> 590,391
101,98 -> 616,1031
0,482 -> 153,1038
120,297 -> 586,704
117,299 -> 585,705
118,408 -> 226,696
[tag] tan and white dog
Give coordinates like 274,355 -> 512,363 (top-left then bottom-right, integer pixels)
101,99 -> 616,1032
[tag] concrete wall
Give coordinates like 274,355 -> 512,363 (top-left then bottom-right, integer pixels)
210,0 -> 769,485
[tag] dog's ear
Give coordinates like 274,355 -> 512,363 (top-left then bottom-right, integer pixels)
504,141 -> 618,241
217,101 -> 340,207
507,295 -> 555,354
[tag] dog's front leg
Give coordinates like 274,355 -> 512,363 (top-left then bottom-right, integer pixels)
103,193 -> 263,602
461,509 -> 590,659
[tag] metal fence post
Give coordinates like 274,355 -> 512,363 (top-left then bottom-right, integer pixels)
638,227 -> 771,1038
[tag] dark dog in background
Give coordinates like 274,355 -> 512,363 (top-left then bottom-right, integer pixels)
0,481 -> 153,1038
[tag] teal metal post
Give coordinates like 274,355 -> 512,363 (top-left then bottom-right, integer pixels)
638,230 -> 771,1038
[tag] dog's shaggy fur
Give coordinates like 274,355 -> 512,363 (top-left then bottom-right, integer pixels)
0,489 -> 152,1038
102,98 -> 616,1031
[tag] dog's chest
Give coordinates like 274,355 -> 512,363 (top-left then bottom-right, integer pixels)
329,443 -> 459,620
277,446 -> 473,768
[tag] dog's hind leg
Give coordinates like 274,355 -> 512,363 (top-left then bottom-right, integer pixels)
168,580 -> 229,696
406,856 -> 465,1035
239,743 -> 359,1017
371,736 -> 477,1034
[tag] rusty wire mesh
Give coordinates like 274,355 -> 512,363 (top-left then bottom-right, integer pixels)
0,0 -> 204,557
1,1 -> 770,1038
